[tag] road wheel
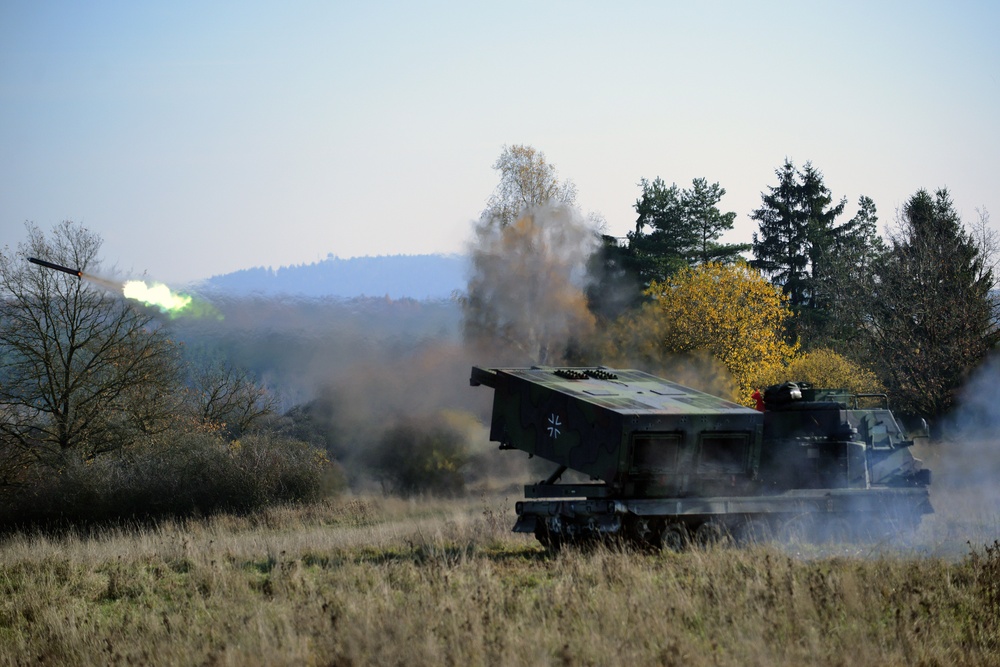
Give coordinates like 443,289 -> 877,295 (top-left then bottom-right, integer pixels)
694,520 -> 731,548
535,516 -> 563,550
660,522 -> 688,552
631,517 -> 655,546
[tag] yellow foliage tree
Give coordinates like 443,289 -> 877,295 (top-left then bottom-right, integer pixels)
602,262 -> 797,403
756,348 -> 883,394
598,302 -> 737,398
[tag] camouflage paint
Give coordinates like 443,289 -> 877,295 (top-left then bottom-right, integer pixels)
474,366 -> 762,497
471,368 -> 933,547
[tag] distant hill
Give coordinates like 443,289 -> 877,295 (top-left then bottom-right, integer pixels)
196,254 -> 468,300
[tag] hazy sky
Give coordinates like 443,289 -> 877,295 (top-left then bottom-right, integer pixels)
2,1 -> 998,284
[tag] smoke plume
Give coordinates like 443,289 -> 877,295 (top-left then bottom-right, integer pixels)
921,353 -> 1000,550
462,203 -> 600,365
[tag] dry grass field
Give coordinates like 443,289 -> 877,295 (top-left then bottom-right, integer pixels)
0,482 -> 998,667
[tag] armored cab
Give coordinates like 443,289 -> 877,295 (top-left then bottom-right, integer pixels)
759,382 -> 931,491
757,382 -> 872,491
844,396 -> 931,488
472,367 -> 932,548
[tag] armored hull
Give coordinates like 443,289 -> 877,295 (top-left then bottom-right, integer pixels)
471,366 -> 932,548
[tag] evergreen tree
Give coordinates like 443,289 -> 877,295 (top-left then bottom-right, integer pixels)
628,176 -> 745,286
684,178 -> 751,265
868,189 -> 999,420
628,177 -> 691,284
750,159 -> 847,337
799,162 -> 846,311
751,160 -> 811,309
820,195 -> 886,351
585,234 -> 642,322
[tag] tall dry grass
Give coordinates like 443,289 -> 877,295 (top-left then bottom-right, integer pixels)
0,494 -> 997,666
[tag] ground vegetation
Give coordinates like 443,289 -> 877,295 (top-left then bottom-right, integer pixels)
0,494 -> 996,666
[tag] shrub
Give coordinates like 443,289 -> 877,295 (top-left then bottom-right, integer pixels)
0,431 -> 335,530
366,415 -> 469,497
229,432 -> 340,505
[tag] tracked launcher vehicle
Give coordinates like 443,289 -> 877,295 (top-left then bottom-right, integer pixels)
470,366 -> 932,548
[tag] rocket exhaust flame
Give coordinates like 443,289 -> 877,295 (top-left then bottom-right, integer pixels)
28,256 -> 204,318
122,280 -> 193,314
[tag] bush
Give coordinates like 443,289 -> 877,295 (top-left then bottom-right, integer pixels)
0,431 -> 337,530
365,415 -> 469,497
228,432 -> 342,505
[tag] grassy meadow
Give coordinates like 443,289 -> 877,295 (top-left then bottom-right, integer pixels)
0,484 -> 998,667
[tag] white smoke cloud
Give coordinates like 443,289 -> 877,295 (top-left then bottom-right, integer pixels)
922,353 -> 1000,551
462,203 -> 600,365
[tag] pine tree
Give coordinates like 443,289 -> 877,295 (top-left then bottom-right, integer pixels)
751,160 -> 811,309
684,178 -> 750,265
628,177 -> 692,283
750,159 -> 847,337
799,162 -> 846,312
628,176 -> 745,286
820,195 -> 885,351
868,188 -> 999,419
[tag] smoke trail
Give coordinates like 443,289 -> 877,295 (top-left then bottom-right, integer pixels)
81,274 -> 127,292
952,353 -> 1000,438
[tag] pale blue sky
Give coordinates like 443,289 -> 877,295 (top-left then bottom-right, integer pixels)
2,1 -> 998,283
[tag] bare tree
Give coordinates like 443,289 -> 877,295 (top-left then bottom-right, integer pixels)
463,145 -> 598,363
0,222 -> 180,469
969,207 -> 999,284
186,359 -> 278,439
970,207 -> 1000,327
463,204 -> 598,364
482,145 -> 578,228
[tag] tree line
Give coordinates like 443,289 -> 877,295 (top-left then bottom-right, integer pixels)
464,145 -> 1000,424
